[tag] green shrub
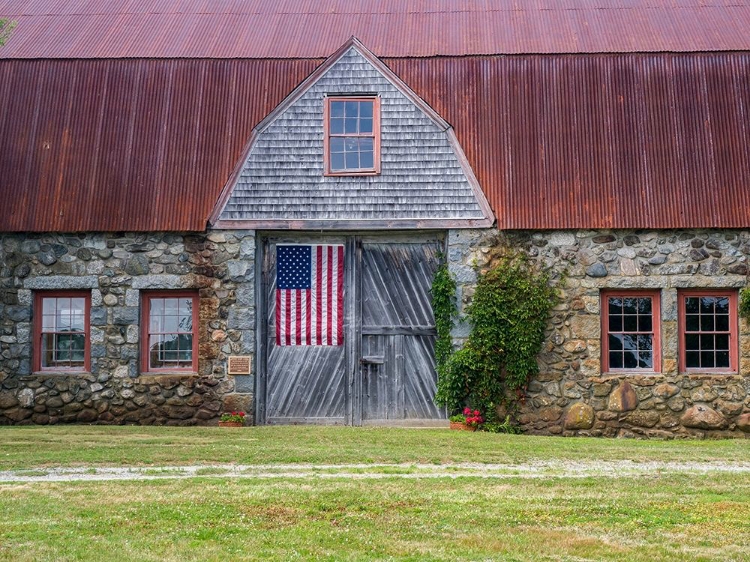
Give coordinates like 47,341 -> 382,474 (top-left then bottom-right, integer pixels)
434,253 -> 558,422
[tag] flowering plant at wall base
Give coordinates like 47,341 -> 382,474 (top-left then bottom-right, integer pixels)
219,411 -> 246,426
449,408 -> 485,429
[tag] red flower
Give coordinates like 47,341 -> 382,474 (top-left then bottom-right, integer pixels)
463,407 -> 471,415
239,412 -> 245,417
473,410 -> 480,416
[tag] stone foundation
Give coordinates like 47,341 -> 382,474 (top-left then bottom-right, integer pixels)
2,226 -> 749,436
448,228 -> 750,438
0,231 -> 256,425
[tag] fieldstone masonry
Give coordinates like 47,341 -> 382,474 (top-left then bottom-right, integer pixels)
448,228 -> 750,438
0,231 -> 256,425
2,226 -> 749,437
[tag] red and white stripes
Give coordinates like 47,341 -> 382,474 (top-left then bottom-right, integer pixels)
276,245 -> 344,346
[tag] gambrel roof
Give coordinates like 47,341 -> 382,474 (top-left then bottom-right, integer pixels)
3,0 -> 750,58
211,40 -> 494,229
1,1 -> 750,231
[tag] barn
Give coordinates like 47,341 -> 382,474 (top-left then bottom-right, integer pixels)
1,1 -> 749,436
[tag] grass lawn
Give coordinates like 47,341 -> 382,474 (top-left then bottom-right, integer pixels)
0,425 -> 748,469
0,426 -> 748,561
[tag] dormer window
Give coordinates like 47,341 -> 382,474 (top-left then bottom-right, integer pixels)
324,96 -> 380,175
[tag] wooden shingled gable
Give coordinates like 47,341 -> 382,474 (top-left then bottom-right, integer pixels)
210,38 -> 494,230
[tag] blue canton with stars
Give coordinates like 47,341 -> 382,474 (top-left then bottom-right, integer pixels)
277,246 -> 312,290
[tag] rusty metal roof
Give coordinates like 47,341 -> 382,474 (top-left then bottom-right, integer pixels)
2,52 -> 749,232
3,0 -> 750,58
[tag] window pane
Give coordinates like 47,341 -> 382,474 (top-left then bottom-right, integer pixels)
344,118 -> 358,134
165,299 -> 179,316
43,298 -> 56,315
609,351 -> 623,369
715,334 -> 729,351
330,137 -> 345,153
330,101 -> 344,117
685,351 -> 700,368
70,310 -> 85,332
700,334 -> 714,350
608,334 -> 623,351
685,314 -> 699,332
622,298 -> 637,315
150,312 -> 163,333
360,137 -> 374,151
637,334 -> 653,351
638,351 -> 653,369
359,101 -> 373,118
359,150 -> 374,169
623,351 -> 638,369
622,334 -> 637,351
623,315 -> 638,332
608,315 -> 622,332
179,299 -> 192,332
41,333 -> 55,367
150,298 -> 163,315
700,314 -> 714,331
345,152 -> 359,169
700,297 -> 714,314
685,297 -> 699,314
330,117 -> 344,134
685,334 -> 699,351
149,335 -> 162,369
345,101 -> 358,117
715,297 -> 729,314
608,297 -> 622,315
345,138 -> 359,151
330,153 -> 345,171
42,313 -> 56,332
69,334 -> 85,363
715,351 -> 729,368
637,297 -> 652,314
638,315 -> 652,332
715,314 -> 729,332
360,118 -> 373,133
700,351 -> 714,367
163,314 -> 179,333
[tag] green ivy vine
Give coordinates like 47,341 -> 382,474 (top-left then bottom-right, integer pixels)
740,287 -> 750,321
433,252 -> 558,425
430,258 -> 457,402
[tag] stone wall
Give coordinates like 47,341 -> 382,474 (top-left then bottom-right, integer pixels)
0,231 -> 256,425
448,228 -> 750,438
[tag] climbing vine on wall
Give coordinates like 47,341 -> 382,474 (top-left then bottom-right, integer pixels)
430,259 -> 458,406
433,252 -> 558,421
740,287 -> 750,321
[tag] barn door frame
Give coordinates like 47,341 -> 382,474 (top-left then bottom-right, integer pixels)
255,231 -> 446,426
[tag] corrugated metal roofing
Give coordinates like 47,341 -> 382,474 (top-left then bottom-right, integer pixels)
2,0 -> 750,58
2,53 -> 749,232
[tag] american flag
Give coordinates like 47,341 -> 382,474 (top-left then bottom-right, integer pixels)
276,245 -> 344,346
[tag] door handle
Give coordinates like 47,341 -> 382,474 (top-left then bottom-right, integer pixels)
360,356 -> 384,364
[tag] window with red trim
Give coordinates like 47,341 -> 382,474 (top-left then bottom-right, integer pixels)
34,292 -> 91,372
141,292 -> 199,373
601,291 -> 661,372
324,96 -> 380,175
678,290 -> 738,372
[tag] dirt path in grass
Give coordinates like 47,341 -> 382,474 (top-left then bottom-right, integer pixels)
2,460 -> 750,482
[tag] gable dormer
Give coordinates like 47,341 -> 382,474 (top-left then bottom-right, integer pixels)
210,39 -> 494,229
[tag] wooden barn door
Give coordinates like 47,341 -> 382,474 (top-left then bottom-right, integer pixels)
358,239 -> 446,425
261,237 -> 348,425
259,235 -> 445,426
